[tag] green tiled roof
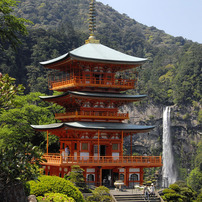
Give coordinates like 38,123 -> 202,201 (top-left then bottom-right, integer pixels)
40,43 -> 147,65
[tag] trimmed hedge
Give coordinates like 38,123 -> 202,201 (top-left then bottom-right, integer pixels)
26,175 -> 84,202
37,193 -> 75,202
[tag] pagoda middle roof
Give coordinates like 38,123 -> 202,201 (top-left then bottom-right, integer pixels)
31,121 -> 154,133
39,91 -> 147,101
40,43 -> 147,66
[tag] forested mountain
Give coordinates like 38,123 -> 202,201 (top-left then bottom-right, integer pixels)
0,0 -> 201,109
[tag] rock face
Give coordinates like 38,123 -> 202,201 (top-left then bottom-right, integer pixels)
122,102 -> 201,180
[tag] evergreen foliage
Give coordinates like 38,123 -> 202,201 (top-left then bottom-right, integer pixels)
37,193 -> 75,202
0,92 -> 63,151
27,175 -> 84,202
64,165 -> 90,193
0,0 -> 32,49
86,186 -> 112,202
162,182 -> 196,202
0,0 -> 200,108
0,73 -> 24,113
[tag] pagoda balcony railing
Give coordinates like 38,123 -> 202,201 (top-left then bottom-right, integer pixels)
55,111 -> 129,120
41,154 -> 162,167
49,76 -> 136,91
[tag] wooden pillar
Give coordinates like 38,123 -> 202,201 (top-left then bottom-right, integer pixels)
124,167 -> 127,186
47,130 -> 49,154
140,167 -> 144,185
121,130 -> 124,156
130,133 -> 132,156
99,167 -> 102,186
98,130 -> 100,158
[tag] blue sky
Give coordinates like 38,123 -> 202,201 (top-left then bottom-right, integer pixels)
98,0 -> 202,44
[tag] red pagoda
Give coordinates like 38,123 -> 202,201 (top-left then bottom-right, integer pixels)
31,0 -> 162,187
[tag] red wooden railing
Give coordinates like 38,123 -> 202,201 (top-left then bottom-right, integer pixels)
42,154 -> 162,167
55,111 -> 129,120
49,76 -> 136,90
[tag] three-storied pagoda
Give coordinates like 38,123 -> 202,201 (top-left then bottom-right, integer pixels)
31,0 -> 162,187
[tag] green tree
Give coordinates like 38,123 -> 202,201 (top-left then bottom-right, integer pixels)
0,143 -> 44,201
0,0 -> 31,49
187,167 -> 202,194
64,165 -> 89,193
162,182 -> 197,202
0,92 -> 63,151
0,73 -> 24,113
86,186 -> 112,202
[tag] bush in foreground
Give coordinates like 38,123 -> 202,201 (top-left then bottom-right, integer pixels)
37,193 -> 75,202
162,182 -> 196,202
26,175 -> 84,202
86,186 -> 112,202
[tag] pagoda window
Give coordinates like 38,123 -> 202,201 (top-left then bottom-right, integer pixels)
93,145 -> 98,155
112,143 -> 118,151
87,174 -> 95,181
84,74 -> 91,83
74,143 -> 77,150
120,174 -> 124,181
130,174 -> 138,181
81,143 -> 88,151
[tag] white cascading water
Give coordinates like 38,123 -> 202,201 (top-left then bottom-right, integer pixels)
162,106 -> 177,187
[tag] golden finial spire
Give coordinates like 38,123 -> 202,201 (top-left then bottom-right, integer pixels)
85,0 -> 100,44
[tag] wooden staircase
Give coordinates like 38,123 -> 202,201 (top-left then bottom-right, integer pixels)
113,194 -> 161,202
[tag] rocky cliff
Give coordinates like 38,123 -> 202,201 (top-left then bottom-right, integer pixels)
122,102 -> 201,181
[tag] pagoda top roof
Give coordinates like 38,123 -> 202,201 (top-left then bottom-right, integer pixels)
40,91 -> 147,101
40,43 -> 147,66
31,121 -> 154,133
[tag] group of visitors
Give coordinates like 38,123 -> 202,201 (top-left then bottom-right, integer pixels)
143,183 -> 155,200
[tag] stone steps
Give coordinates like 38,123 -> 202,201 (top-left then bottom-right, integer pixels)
113,194 -> 161,202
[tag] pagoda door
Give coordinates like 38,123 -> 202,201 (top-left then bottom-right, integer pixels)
93,145 -> 106,158
100,145 -> 106,156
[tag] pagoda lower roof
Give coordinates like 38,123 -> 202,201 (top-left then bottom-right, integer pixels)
40,43 -> 147,66
31,122 -> 154,133
39,91 -> 147,101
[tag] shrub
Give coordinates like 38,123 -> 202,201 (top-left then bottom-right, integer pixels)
162,182 -> 197,201
37,193 -> 75,202
187,167 -> 202,194
197,191 -> 202,201
64,165 -> 90,193
162,192 -> 183,202
169,184 -> 180,192
86,186 -> 112,202
26,175 -> 84,202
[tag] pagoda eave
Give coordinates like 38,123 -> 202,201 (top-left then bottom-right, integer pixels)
39,91 -> 147,102
31,122 -> 155,134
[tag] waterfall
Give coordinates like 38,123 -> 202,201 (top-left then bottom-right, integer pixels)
162,106 -> 177,187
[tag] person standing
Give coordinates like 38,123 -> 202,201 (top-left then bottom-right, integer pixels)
65,146 -> 70,160
151,183 -> 155,195
143,185 -> 150,201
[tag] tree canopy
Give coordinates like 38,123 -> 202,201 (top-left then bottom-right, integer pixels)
0,0 -> 31,49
